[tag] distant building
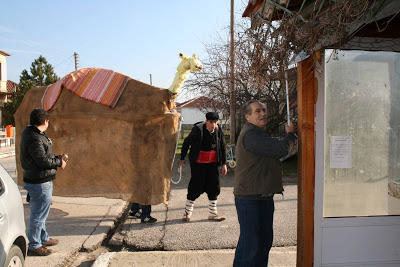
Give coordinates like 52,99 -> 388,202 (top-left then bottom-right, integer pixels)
176,96 -> 228,131
6,80 -> 19,98
0,50 -> 12,126
0,50 -> 11,104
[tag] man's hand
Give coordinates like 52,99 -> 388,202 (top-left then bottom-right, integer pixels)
221,164 -> 228,176
61,160 -> 67,169
62,153 -> 69,162
285,121 -> 296,133
178,160 -> 184,168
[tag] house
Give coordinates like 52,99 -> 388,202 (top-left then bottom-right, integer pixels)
176,96 -> 227,131
0,51 -> 11,104
242,1 -> 400,266
6,80 -> 18,99
0,50 -> 11,126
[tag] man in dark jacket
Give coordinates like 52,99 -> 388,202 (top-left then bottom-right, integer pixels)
178,112 -> 227,222
233,100 -> 296,266
21,108 -> 67,256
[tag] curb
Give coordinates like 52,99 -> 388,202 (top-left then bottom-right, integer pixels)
0,151 -> 15,159
92,252 -> 116,267
92,247 -> 297,267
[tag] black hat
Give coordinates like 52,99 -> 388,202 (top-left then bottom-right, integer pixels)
206,112 -> 219,121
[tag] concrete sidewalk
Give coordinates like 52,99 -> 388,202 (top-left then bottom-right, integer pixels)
0,148 -> 128,267
94,247 -> 297,267
23,196 -> 127,267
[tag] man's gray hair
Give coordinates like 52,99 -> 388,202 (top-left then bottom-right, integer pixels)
242,100 -> 265,116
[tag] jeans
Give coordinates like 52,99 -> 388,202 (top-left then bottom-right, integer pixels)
24,181 -> 53,250
233,196 -> 274,267
131,203 -> 151,218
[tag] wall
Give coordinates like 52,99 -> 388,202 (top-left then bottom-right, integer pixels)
178,107 -> 226,125
179,107 -> 208,125
0,54 -> 7,94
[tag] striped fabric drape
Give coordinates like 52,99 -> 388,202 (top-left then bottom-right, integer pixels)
42,68 -> 130,111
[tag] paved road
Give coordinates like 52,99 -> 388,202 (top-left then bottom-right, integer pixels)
1,151 -> 297,266
101,159 -> 297,266
109,160 -> 297,250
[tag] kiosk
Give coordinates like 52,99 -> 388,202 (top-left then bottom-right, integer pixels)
242,0 -> 400,265
312,49 -> 400,266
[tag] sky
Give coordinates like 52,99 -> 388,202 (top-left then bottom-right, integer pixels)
1,0 -> 247,102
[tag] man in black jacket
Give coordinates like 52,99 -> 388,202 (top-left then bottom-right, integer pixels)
178,112 -> 227,222
21,108 -> 67,256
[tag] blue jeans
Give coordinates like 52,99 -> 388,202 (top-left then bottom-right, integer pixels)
233,197 -> 274,267
24,181 -> 53,250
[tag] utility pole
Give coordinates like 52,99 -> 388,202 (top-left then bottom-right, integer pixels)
230,0 -> 236,144
150,74 -> 152,85
74,52 -> 79,71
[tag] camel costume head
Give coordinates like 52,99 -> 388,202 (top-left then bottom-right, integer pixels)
168,53 -> 203,96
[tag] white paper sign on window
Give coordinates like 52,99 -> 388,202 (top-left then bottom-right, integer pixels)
330,136 -> 352,168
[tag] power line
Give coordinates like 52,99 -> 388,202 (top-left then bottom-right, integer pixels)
53,54 -> 74,68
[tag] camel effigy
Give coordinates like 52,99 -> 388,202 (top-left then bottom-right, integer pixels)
15,53 -> 202,205
168,53 -> 203,95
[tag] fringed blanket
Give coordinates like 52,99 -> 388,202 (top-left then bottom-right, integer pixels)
42,68 -> 130,111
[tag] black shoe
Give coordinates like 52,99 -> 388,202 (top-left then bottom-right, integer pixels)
141,216 -> 157,224
129,210 -> 142,219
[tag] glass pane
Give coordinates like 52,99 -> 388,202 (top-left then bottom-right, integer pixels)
0,178 -> 4,196
323,49 -> 400,217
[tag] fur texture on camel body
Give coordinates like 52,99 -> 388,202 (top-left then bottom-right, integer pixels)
15,79 -> 179,205
168,53 -> 203,95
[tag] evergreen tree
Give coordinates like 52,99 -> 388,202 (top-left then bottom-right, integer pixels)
3,55 -> 59,125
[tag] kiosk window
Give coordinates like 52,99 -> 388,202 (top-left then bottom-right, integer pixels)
323,50 -> 400,217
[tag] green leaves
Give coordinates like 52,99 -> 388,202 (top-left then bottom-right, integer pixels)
3,55 -> 60,125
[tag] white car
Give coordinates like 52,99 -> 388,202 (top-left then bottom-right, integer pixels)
0,165 -> 27,267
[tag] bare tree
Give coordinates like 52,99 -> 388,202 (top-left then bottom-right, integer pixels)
184,21 -> 297,136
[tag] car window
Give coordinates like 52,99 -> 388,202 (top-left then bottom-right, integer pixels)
0,177 -> 4,196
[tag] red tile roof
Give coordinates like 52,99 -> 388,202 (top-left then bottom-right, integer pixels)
176,96 -> 224,109
7,80 -> 19,93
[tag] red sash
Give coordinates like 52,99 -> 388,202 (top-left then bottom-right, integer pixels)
196,150 -> 218,163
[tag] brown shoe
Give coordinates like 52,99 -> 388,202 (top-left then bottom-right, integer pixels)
28,246 -> 53,256
42,238 -> 59,247
182,213 -> 191,222
208,215 -> 226,221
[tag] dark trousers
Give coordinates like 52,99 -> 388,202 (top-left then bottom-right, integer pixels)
187,162 -> 220,201
130,203 -> 151,218
233,197 -> 274,267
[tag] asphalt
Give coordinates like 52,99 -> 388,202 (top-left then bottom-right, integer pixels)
1,144 -> 297,267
